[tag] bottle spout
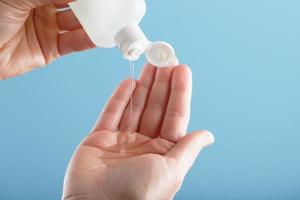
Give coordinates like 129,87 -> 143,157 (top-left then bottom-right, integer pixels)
115,23 -> 150,61
115,24 -> 178,67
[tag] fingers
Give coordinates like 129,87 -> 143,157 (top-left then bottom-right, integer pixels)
92,79 -> 137,132
58,28 -> 95,55
160,65 -> 192,142
55,1 -> 73,9
119,65 -> 157,132
56,3 -> 95,55
57,9 -> 81,31
165,131 -> 215,178
28,0 -> 73,8
138,67 -> 174,138
55,3 -> 69,9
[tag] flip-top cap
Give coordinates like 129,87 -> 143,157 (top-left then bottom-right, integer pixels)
146,42 -> 178,67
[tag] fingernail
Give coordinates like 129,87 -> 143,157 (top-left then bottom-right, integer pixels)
204,131 -> 215,146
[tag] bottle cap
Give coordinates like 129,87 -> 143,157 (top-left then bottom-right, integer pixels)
145,42 -> 178,67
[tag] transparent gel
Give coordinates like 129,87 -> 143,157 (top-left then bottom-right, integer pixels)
129,60 -> 135,131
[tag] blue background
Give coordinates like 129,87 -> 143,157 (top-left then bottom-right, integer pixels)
1,0 -> 300,199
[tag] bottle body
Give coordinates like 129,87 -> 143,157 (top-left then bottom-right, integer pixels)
69,0 -> 147,48
69,0 -> 178,67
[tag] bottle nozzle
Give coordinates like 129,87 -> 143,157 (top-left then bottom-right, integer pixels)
115,23 -> 150,61
115,24 -> 178,67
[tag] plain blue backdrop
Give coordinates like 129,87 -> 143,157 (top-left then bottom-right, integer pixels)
1,0 -> 300,199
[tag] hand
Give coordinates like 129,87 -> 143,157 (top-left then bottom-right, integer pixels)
0,0 -> 94,79
62,65 -> 214,200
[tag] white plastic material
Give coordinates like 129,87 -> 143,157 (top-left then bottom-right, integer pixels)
115,23 -> 150,61
69,0 -> 146,48
69,0 -> 179,66
146,42 -> 179,67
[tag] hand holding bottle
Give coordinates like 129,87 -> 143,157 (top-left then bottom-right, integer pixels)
63,64 -> 214,200
0,0 -> 94,79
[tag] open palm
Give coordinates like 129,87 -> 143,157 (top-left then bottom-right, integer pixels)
63,65 -> 214,200
0,0 -> 94,79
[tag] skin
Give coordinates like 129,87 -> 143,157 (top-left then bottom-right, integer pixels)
0,0 -> 94,79
63,65 -> 214,200
0,1 -> 215,198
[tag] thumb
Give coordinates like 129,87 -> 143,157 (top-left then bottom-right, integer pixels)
165,131 -> 215,177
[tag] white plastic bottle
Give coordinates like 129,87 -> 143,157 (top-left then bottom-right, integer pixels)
69,0 -> 178,67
